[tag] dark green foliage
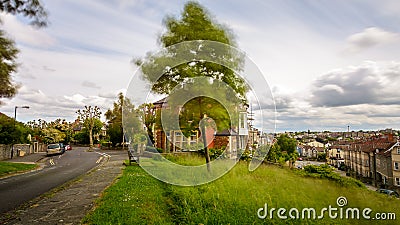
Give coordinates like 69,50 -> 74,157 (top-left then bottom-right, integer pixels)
267,134 -> 298,165
0,113 -> 32,144
300,164 -> 365,188
73,128 -> 89,144
317,152 -> 327,162
0,29 -> 19,104
72,119 -> 102,145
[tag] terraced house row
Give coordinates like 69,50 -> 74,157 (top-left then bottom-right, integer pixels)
330,134 -> 400,191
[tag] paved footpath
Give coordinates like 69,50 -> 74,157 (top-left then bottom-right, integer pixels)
1,150 -> 125,225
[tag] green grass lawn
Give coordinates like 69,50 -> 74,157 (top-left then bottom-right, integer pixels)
0,161 -> 38,178
83,159 -> 399,225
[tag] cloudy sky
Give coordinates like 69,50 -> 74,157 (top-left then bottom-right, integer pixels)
1,0 -> 400,132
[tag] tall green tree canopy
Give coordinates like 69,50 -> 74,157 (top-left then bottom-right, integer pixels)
136,1 -> 248,167
0,0 -> 48,104
137,1 -> 248,101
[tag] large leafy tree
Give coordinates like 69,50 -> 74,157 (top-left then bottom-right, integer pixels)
76,106 -> 102,150
105,93 -> 142,147
0,0 -> 48,104
137,1 -> 247,168
105,93 -> 124,147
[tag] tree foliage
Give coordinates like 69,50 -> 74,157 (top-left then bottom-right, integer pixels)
0,113 -> 32,144
0,0 -> 48,104
136,1 -> 247,168
73,119 -> 102,145
137,1 -> 247,100
0,0 -> 48,27
76,106 -> 102,149
105,93 -> 143,147
267,134 -> 298,166
0,29 -> 19,105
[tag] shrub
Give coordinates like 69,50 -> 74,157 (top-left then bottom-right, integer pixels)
300,164 -> 365,188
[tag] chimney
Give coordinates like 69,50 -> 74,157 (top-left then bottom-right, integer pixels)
387,133 -> 394,142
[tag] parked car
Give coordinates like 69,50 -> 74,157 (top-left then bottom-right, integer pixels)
65,144 -> 72,151
376,189 -> 400,198
46,143 -> 65,156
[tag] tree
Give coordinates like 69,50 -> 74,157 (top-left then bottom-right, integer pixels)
76,106 -> 102,150
0,113 -> 32,144
105,93 -> 124,147
0,0 -> 48,27
0,0 -> 48,104
105,93 -> 142,147
0,29 -> 19,105
73,119 -> 102,145
277,134 -> 298,167
137,1 -> 247,169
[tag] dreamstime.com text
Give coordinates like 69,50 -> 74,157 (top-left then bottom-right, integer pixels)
257,197 -> 396,221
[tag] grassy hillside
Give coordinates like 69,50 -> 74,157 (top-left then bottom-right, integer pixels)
83,159 -> 399,225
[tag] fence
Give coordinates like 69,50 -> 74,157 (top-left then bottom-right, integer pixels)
0,142 -> 47,161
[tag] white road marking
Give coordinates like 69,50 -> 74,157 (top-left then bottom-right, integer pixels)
94,151 -> 111,158
96,156 -> 103,164
49,158 -> 55,166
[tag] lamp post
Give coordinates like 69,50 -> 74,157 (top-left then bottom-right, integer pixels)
12,105 -> 30,159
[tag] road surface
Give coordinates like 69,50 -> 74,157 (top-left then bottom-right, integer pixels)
0,147 -> 104,213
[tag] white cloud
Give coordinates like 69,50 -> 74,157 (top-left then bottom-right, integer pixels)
345,27 -> 400,53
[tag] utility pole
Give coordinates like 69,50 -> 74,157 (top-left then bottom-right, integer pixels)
12,106 -> 30,158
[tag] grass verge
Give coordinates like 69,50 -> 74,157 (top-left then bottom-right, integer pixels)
83,160 -> 400,225
0,161 -> 38,178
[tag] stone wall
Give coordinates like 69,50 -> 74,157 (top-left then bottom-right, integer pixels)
0,145 -> 12,161
0,142 -> 46,160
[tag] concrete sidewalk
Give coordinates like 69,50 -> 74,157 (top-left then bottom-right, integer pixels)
0,151 -> 125,225
4,152 -> 47,164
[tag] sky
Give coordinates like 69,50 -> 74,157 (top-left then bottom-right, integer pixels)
1,0 -> 400,132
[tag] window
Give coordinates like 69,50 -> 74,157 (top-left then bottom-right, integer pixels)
395,162 -> 399,170
397,148 -> 400,154
395,177 -> 400,186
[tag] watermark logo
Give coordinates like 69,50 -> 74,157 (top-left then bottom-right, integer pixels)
123,40 -> 276,186
257,196 -> 396,220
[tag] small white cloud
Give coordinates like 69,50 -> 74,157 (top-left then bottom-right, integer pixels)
345,27 -> 399,53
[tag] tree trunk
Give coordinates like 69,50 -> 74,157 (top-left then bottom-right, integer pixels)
89,125 -> 93,150
199,98 -> 211,172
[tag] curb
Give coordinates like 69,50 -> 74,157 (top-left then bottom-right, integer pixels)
0,155 -> 116,224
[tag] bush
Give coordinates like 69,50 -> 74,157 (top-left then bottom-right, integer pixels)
300,164 -> 365,188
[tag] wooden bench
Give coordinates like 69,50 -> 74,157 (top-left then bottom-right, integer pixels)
127,150 -> 139,165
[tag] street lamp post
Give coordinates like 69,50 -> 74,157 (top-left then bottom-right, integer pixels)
12,106 -> 30,159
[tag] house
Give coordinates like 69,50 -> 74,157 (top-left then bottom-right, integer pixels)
327,145 -> 345,167
343,134 -> 397,183
376,140 -> 400,191
306,140 -> 325,148
302,145 -> 324,158
151,97 -> 249,154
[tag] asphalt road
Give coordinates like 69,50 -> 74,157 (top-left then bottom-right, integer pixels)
0,147 -> 103,213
